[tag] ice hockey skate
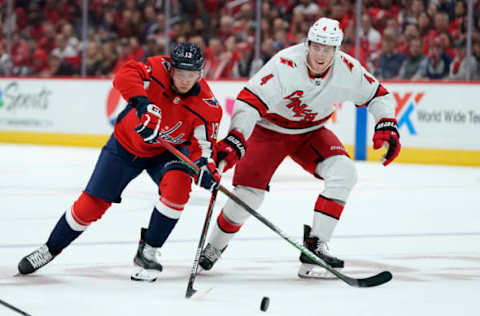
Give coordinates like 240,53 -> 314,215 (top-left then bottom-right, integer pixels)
131,228 -> 163,282
199,243 -> 227,271
18,244 -> 55,275
298,225 -> 344,279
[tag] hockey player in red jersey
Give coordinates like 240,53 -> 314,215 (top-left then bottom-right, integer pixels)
199,18 -> 401,278
18,43 -> 223,282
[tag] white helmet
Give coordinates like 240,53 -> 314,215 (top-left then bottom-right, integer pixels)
307,17 -> 343,47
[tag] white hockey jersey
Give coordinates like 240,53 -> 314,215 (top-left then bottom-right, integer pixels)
230,43 -> 395,138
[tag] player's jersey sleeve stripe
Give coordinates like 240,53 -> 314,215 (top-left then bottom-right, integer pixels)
182,104 -> 215,160
355,83 -> 389,108
193,125 -> 213,158
237,87 -> 269,116
264,112 -> 334,130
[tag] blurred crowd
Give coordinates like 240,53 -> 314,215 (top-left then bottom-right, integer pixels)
1,0 -> 480,80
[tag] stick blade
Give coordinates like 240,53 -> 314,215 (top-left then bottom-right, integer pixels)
185,287 -> 197,299
352,271 -> 393,288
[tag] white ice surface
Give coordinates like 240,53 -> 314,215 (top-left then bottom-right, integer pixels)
0,144 -> 479,316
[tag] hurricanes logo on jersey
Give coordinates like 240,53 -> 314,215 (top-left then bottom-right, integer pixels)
284,90 -> 318,122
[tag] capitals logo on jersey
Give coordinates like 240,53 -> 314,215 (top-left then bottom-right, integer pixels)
203,97 -> 219,108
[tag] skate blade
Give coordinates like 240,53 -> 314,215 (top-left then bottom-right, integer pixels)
131,266 -> 160,282
298,263 -> 340,280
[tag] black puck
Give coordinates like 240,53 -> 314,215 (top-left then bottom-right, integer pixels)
260,296 -> 270,312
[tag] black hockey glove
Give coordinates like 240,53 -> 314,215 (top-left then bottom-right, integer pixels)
131,96 -> 162,144
194,158 -> 221,192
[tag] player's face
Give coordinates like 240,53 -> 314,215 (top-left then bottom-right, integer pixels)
307,42 -> 335,74
171,68 -> 201,94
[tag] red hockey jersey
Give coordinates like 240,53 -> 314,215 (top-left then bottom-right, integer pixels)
113,56 -> 222,161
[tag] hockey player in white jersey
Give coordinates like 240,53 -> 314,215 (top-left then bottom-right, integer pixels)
199,17 -> 401,278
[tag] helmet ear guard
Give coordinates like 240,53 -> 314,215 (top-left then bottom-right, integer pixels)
307,17 -> 343,47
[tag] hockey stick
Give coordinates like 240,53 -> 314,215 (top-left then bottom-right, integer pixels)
157,138 -> 392,288
185,189 -> 219,298
0,298 -> 31,316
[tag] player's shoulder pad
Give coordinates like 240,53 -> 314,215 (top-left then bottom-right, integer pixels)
147,55 -> 171,74
145,56 -> 172,88
272,44 -> 305,70
187,78 -> 222,123
336,51 -> 364,75
335,51 -> 378,83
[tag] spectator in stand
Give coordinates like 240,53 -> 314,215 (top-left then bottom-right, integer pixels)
417,11 -> 433,43
189,35 -> 207,54
438,32 -> 455,59
115,9 -> 135,38
367,0 -> 400,33
273,28 -> 289,52
373,30 -> 406,79
204,36 -> 236,79
99,9 -> 117,35
426,2 -> 438,20
450,2 -> 466,35
436,0 -> 455,19
218,15 -> 235,41
341,36 -> 368,68
289,11 -> 308,41
424,11 -> 450,51
37,21 -> 57,55
10,32 -> 30,75
144,35 -> 165,60
398,0 -> 424,28
422,37 -> 452,79
128,37 -> 145,61
145,13 -> 165,39
472,39 -> 480,80
29,39 -> 50,76
231,41 -> 254,78
329,1 -> 352,30
449,36 -> 480,80
169,20 -> 185,42
51,33 -> 79,71
61,23 -> 79,52
192,18 -> 207,38
85,40 -> 103,76
398,37 -> 427,79
44,54 -> 75,76
142,5 -> 157,38
111,38 -> 135,74
293,0 -> 320,20
98,41 -> 118,76
398,24 -> 421,54
448,39 -> 477,80
360,13 -> 381,55
236,2 -> 255,21
233,17 -> 254,44
130,9 -> 146,42
0,41 -> 13,75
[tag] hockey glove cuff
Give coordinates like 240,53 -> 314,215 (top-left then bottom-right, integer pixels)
214,130 -> 247,172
